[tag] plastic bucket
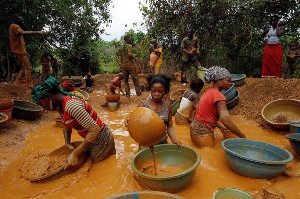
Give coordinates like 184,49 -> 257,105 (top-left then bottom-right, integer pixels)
0,108 -> 13,123
108,102 -> 118,112
213,188 -> 254,199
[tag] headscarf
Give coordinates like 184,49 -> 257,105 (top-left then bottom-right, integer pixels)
31,76 -> 82,103
62,80 -> 75,92
204,66 -> 231,84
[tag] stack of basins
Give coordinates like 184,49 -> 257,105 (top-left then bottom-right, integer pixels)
221,83 -> 239,110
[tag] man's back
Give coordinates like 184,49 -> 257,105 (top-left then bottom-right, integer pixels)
9,24 -> 27,54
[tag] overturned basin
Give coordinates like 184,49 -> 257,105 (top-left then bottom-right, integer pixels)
13,100 -> 44,120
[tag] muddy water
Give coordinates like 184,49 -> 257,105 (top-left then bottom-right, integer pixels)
0,103 -> 298,198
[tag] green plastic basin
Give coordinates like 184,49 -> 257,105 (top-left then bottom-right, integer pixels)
131,144 -> 200,193
213,188 -> 254,199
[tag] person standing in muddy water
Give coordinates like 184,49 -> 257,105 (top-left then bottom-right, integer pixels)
118,34 -> 141,97
175,78 -> 204,125
284,41 -> 300,79
137,74 -> 182,150
180,29 -> 206,84
31,77 -> 116,168
259,15 -> 285,78
9,14 -> 45,88
190,66 -> 246,148
40,52 -> 51,81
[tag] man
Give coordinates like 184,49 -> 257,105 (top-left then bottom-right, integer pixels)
9,14 -> 45,88
117,34 -> 141,97
40,52 -> 51,81
149,39 -> 163,74
180,29 -> 206,84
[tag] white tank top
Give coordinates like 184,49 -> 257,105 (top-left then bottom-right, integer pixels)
267,27 -> 280,44
177,92 -> 195,118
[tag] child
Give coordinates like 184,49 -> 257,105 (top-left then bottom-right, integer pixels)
189,36 -> 200,56
137,74 -> 182,150
284,41 -> 300,78
105,73 -> 124,95
101,73 -> 124,107
84,72 -> 94,92
175,78 -> 204,125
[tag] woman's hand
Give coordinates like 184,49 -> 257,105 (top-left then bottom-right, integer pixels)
64,151 -> 79,170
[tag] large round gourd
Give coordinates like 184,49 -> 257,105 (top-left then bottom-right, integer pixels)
127,107 -> 166,146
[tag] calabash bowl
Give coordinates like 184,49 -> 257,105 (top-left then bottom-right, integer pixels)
127,107 -> 166,146
131,144 -> 201,193
221,138 -> 293,179
0,98 -> 14,110
105,94 -> 120,102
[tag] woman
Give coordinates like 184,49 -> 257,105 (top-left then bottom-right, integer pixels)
175,78 -> 204,125
190,66 -> 246,148
137,74 -> 182,150
31,77 -> 116,169
259,15 -> 285,77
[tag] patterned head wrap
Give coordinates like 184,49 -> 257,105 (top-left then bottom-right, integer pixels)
31,76 -> 82,103
62,80 -> 75,92
204,66 -> 231,83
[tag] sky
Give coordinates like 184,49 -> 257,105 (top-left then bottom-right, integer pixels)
101,0 -> 147,41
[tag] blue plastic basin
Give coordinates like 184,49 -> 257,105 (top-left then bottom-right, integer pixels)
231,74 -> 246,87
290,121 -> 300,134
221,138 -> 293,179
221,83 -> 236,101
285,133 -> 300,156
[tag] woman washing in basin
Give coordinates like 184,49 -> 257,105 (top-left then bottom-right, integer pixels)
31,76 -> 116,169
190,66 -> 246,148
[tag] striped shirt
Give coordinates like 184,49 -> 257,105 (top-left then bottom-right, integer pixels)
63,96 -> 104,138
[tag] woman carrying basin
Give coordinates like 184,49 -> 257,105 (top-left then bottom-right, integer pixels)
190,66 -> 246,148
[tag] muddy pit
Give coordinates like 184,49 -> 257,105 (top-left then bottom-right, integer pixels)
0,75 -> 300,198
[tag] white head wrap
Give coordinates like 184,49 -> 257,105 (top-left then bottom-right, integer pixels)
204,66 -> 231,83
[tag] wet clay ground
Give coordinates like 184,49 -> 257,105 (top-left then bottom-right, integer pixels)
0,75 -> 300,198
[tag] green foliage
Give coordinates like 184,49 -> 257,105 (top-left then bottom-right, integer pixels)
1,0 -> 112,76
140,0 -> 300,76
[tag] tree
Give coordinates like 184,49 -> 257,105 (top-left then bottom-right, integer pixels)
140,0 -> 300,76
0,0 -> 112,77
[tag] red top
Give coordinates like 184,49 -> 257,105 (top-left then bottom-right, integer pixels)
195,88 -> 226,131
40,56 -> 51,70
112,77 -> 122,88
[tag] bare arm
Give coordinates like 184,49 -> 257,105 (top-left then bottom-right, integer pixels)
216,101 -> 246,138
22,30 -> 45,35
166,101 -> 182,147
